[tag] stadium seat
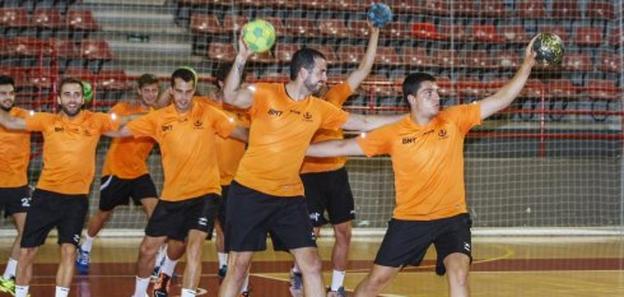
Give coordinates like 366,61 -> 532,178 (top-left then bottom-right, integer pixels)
520,79 -> 545,98
383,22 -> 410,40
190,14 -> 221,34
64,67 -> 96,82
275,43 -> 300,63
574,27 -> 603,46
79,40 -> 113,72
0,67 -> 30,88
336,46 -> 364,64
0,7 -> 29,34
551,0 -> 581,19
496,52 -> 519,69
500,25 -> 529,44
401,47 -> 433,67
287,18 -> 319,38
375,47 -> 401,66
539,25 -> 568,41
318,19 -> 350,39
435,77 -> 457,98
609,27 -> 620,46
563,53 -> 593,72
481,0 -> 507,17
248,51 -> 275,64
327,0 -> 368,12
97,69 -> 130,91
300,1 -> 329,10
434,49 -> 462,69
411,22 -> 440,40
67,10 -> 99,32
439,24 -> 469,41
424,0 -> 450,15
517,0 -> 545,18
472,24 -> 502,43
462,51 -> 493,69
361,75 -> 394,97
546,79 -> 576,99
48,38 -> 80,61
29,67 -> 57,90
207,42 -> 236,61
451,1 -> 478,16
585,80 -> 619,100
32,8 -> 63,34
348,20 -> 372,39
220,15 -> 248,34
456,77 -> 485,98
597,52 -> 620,73
587,1 -> 614,20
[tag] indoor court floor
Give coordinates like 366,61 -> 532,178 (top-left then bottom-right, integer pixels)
0,235 -> 622,297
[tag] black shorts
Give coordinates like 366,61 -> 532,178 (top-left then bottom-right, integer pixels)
21,189 -> 88,248
301,167 -> 355,227
145,194 -> 220,241
224,181 -> 316,252
0,186 -> 31,218
98,174 -> 158,211
217,184 -> 230,227
374,213 -> 473,275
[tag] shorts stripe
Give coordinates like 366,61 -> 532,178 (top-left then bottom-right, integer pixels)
99,175 -> 114,191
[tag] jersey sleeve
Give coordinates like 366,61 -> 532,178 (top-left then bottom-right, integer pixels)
208,106 -> 237,138
248,83 -> 270,118
97,112 -> 121,133
356,124 -> 395,157
24,112 -> 52,132
126,111 -> 159,139
317,99 -> 349,131
323,83 -> 353,107
445,103 -> 482,135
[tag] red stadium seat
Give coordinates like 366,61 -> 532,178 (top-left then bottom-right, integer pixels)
587,1 -> 614,20
500,25 -> 529,44
248,51 -> 275,64
349,20 -> 372,39
318,19 -> 349,39
32,8 -> 63,32
48,39 -> 80,60
439,24 -> 470,41
0,67 -> 30,88
472,24 -> 502,43
574,27 -> 603,46
551,0 -> 581,19
462,51 -> 494,69
287,18 -> 319,37
424,0 -> 450,15
336,46 -> 364,64
64,67 -> 96,81
585,80 -> 620,100
207,42 -> 236,61
29,67 -> 57,89
563,53 -> 592,72
361,75 -> 394,97
327,0 -> 368,12
434,49 -> 462,68
521,80 -> 545,98
517,0 -> 545,18
451,1 -> 478,16
383,22 -> 410,40
190,14 -> 221,34
546,79 -> 576,99
597,52 -> 620,73
97,69 -> 131,91
411,22 -> 440,40
456,77 -> 485,98
401,47 -> 433,67
275,43 -> 300,63
306,45 -> 336,64
375,47 -> 401,66
609,27 -> 620,46
0,8 -> 29,32
67,10 -> 99,32
496,52 -> 520,69
7,37 -> 48,58
80,40 -> 113,61
481,0 -> 507,17
221,15 -> 248,34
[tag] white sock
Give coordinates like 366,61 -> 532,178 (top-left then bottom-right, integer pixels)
291,263 -> 300,274
240,273 -> 250,292
181,288 -> 197,297
218,252 -> 228,268
55,286 -> 70,297
161,255 -> 178,276
82,234 -> 95,253
3,258 -> 17,279
155,245 -> 166,267
133,276 -> 150,297
15,285 -> 28,297
330,270 -> 346,291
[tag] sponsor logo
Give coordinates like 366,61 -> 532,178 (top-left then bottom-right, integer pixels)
161,124 -> 173,132
302,112 -> 313,122
268,108 -> 283,117
193,120 -> 204,129
309,212 -> 321,222
54,126 -> 64,132
310,232 -> 317,241
402,136 -> 417,144
350,210 -> 356,215
73,234 -> 81,244
438,128 -> 448,138
289,109 -> 301,115
198,217 -> 208,226
463,242 -> 471,252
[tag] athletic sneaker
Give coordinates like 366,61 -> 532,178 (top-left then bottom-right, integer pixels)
75,247 -> 90,274
152,272 -> 171,297
0,276 -> 15,296
327,287 -> 346,297
217,265 -> 227,280
288,271 -> 303,297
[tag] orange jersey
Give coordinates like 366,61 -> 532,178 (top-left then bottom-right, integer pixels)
0,108 -> 31,187
127,100 -> 236,201
357,104 -> 481,220
301,83 -> 352,174
195,96 -> 249,186
234,83 -> 349,197
101,102 -> 155,178
25,111 -> 120,195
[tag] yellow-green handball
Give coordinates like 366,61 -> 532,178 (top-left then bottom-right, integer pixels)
242,19 -> 276,53
82,80 -> 93,103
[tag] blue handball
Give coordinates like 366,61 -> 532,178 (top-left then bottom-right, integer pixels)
367,2 -> 393,28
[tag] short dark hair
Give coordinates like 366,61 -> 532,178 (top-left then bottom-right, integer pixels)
0,75 -> 15,88
137,73 -> 159,89
290,48 -> 326,80
171,67 -> 197,88
58,77 -> 84,94
402,72 -> 436,102
214,63 -> 247,85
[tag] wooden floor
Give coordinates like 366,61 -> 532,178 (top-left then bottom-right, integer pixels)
0,236 -> 622,297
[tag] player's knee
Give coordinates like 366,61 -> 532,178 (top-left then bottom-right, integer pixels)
367,272 -> 392,289
299,255 -> 322,274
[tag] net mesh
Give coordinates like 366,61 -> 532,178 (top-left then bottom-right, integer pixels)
0,0 -> 622,232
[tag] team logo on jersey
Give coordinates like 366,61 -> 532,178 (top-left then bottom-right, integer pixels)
438,128 -> 448,139
402,136 -> 417,144
302,112 -> 313,122
193,120 -> 204,129
161,124 -> 173,132
54,126 -> 64,132
268,108 -> 283,117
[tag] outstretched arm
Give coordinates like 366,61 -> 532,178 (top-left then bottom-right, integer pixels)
229,126 -> 249,143
479,36 -> 537,119
0,109 -> 26,130
342,113 -> 404,131
306,137 -> 365,157
104,126 -> 133,138
345,24 -> 380,90
223,34 -> 255,109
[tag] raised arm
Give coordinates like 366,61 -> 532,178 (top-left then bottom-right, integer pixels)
306,137 -> 364,157
223,35 -> 255,109
345,24 -> 380,90
228,126 -> 249,143
341,113 -> 404,131
0,109 -> 26,130
478,37 -> 537,120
